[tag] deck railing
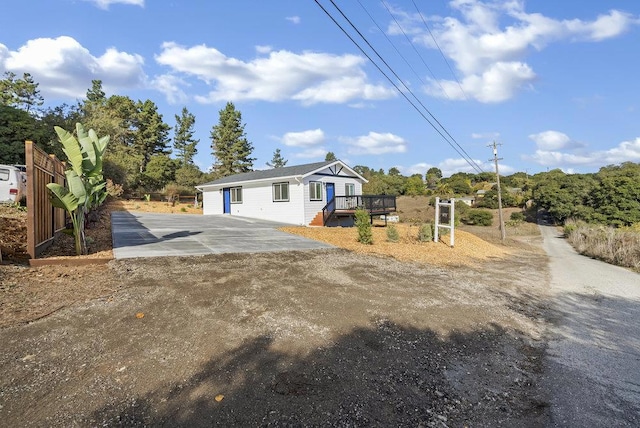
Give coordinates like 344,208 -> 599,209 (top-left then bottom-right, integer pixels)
322,195 -> 396,225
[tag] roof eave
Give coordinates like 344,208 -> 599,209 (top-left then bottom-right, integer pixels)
302,160 -> 368,182
197,174 -> 304,190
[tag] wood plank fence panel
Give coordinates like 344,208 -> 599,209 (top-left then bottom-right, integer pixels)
25,141 -> 66,258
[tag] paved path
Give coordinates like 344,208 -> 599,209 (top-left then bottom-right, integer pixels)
539,224 -> 640,427
111,212 -> 332,259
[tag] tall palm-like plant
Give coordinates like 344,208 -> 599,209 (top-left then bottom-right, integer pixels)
46,123 -> 109,255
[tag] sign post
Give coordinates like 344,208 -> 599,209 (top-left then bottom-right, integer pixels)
434,197 -> 455,247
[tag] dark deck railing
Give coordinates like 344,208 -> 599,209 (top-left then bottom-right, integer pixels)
322,195 -> 396,225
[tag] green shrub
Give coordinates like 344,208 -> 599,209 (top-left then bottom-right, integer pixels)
180,207 -> 187,212
355,208 -> 373,244
510,211 -> 525,222
455,200 -> 471,216
418,223 -> 433,242
464,209 -> 493,226
386,224 -> 400,242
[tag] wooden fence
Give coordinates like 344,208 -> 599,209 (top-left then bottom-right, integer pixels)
25,141 -> 67,258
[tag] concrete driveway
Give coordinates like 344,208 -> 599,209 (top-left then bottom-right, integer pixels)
111,212 -> 332,259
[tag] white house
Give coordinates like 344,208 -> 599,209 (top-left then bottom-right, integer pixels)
196,160 -> 371,226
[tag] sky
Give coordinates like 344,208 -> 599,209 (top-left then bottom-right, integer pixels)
1,0 -> 639,177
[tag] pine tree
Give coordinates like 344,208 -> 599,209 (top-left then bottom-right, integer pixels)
210,102 -> 255,176
134,99 -> 171,173
173,106 -> 199,166
0,72 -> 44,113
325,151 -> 337,161
266,148 -> 288,168
86,79 -> 106,103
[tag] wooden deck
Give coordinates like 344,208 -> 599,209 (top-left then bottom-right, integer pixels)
322,195 -> 397,225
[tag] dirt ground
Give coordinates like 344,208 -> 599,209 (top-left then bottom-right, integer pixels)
0,196 -> 552,426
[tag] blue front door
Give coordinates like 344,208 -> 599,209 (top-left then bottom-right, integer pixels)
223,188 -> 231,213
326,183 -> 335,210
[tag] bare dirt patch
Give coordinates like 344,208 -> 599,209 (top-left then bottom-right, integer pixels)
0,248 -> 550,427
0,197 -> 551,426
0,199 -> 203,325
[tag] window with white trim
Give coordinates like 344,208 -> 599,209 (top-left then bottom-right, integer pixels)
230,187 -> 242,203
310,181 -> 322,201
345,183 -> 355,196
273,182 -> 289,202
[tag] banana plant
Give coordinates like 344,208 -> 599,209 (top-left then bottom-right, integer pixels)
46,123 -> 110,255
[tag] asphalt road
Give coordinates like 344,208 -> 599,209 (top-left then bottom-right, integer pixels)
539,223 -> 640,427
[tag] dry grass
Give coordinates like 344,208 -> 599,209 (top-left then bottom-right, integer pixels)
108,198 -> 203,214
281,223 -> 510,268
565,220 -> 640,271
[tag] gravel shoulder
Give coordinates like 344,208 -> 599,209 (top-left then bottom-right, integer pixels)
0,245 -> 550,426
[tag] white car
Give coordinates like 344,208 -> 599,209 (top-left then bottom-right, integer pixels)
0,164 -> 27,203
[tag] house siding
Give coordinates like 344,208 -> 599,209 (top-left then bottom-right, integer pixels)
203,180 -> 305,224
302,172 -> 362,225
198,161 -> 365,226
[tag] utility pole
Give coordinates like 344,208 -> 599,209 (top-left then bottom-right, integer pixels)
489,141 -> 506,242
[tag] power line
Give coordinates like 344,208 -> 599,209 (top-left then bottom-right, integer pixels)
331,0 -> 481,173
380,0 -> 451,100
410,0 -> 469,100
356,0 -> 428,89
314,0 -> 484,173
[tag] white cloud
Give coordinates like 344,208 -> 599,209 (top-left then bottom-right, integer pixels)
155,43 -> 395,105
402,162 -> 433,176
83,0 -> 144,10
151,74 -> 188,105
281,129 -> 325,147
286,16 -> 301,25
401,157 -> 513,177
255,45 -> 272,54
528,130 -> 586,151
438,157 -> 489,177
0,36 -> 146,99
426,61 -> 535,103
601,137 -> 640,163
393,1 -> 639,102
526,151 -> 595,167
564,10 -> 637,41
471,131 -> 500,140
293,147 -> 328,159
525,136 -> 640,167
341,132 -> 407,155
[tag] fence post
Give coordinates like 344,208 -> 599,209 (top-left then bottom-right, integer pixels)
25,141 -> 67,259
26,141 -> 36,259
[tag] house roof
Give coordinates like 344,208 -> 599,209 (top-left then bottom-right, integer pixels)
197,160 -> 366,189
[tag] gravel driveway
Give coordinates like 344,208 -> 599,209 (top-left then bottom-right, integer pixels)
111,212 -> 332,258
539,224 -> 640,427
0,247 -> 550,426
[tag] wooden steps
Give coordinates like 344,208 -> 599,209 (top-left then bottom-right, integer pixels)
309,211 -> 324,226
